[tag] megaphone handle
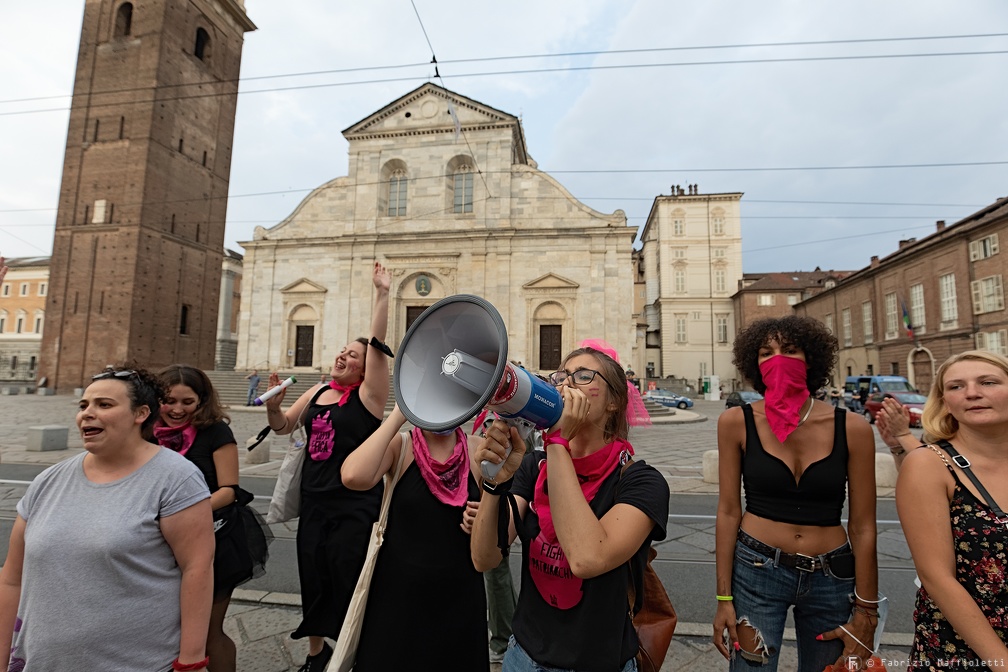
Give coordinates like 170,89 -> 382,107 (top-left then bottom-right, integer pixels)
481,449 -> 512,482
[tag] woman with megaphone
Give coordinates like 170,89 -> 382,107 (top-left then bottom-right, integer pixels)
471,342 -> 668,672
260,261 -> 392,672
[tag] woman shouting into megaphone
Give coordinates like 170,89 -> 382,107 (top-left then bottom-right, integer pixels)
471,342 -> 667,672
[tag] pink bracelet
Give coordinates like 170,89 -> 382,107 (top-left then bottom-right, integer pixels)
544,430 -> 570,450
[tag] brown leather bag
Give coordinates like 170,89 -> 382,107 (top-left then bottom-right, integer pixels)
628,545 -> 678,672
620,460 -> 677,672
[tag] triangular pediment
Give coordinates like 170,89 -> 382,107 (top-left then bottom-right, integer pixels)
280,278 -> 327,294
523,273 -> 579,290
343,83 -> 518,140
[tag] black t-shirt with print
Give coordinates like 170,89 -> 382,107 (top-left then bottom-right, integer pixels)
510,449 -> 669,671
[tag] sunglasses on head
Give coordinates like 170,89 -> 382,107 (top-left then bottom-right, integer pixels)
92,369 -> 138,382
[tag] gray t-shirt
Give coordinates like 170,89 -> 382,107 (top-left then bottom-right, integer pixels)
12,448 -> 210,671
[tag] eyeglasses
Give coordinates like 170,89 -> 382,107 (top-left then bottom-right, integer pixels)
92,369 -> 138,382
549,369 -> 607,387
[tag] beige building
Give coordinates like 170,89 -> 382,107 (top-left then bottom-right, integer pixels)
795,197 -> 1008,393
236,84 -> 635,375
637,186 -> 744,389
0,257 -> 49,383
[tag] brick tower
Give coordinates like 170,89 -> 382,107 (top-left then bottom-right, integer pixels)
39,0 -> 255,391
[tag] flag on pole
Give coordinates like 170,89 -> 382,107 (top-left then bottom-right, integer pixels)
447,101 -> 461,142
900,298 -> 914,340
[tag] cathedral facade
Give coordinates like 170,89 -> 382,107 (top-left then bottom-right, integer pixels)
237,84 -> 635,376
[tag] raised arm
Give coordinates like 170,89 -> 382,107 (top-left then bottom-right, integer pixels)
342,405 -> 408,490
897,449 -> 1008,665
359,262 -> 391,418
263,373 -> 324,437
876,397 -> 918,470
713,407 -> 744,659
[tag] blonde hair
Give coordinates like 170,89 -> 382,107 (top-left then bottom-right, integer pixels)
922,350 -> 1008,440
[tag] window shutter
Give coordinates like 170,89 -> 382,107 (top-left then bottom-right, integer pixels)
991,234 -> 1000,255
972,280 -> 983,314
970,240 -> 980,261
976,332 -> 986,350
996,275 -> 1005,311
1000,330 -> 1008,355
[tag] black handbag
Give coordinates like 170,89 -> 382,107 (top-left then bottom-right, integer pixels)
212,486 -> 270,591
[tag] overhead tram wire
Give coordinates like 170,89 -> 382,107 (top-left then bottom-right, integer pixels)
409,0 -> 492,200
4,48 -> 1008,117
3,31 -> 1007,107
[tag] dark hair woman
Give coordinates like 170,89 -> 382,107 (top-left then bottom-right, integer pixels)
713,316 -> 879,670
0,366 -> 214,671
263,261 -> 392,672
156,364 -> 270,672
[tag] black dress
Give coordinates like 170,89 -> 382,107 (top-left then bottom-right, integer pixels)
354,461 -> 489,672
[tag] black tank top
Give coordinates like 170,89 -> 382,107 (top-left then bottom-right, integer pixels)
740,404 -> 848,526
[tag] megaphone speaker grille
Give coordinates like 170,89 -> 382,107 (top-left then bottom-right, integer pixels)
394,295 -> 509,432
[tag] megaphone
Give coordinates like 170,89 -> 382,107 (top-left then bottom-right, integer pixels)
394,294 -> 562,479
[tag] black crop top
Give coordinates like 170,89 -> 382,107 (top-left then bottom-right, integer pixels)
740,404 -> 848,527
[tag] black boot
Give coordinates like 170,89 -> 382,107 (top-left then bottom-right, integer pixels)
298,641 -> 333,672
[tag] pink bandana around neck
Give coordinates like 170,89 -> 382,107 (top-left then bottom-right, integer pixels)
528,437 -> 633,610
759,354 -> 810,444
410,426 -> 470,507
153,421 -> 198,456
329,379 -> 362,406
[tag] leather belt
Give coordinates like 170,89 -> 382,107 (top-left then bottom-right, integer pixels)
737,530 -> 847,574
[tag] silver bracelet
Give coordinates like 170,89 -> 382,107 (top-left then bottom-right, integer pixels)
854,588 -> 887,604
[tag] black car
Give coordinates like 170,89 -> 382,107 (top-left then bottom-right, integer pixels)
725,390 -> 764,408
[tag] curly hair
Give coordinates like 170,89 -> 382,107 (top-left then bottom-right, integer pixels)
732,316 -> 838,394
88,363 -> 166,439
157,364 -> 230,428
560,346 -> 629,440
922,350 -> 1008,441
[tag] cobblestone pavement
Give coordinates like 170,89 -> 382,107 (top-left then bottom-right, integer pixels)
0,393 -> 917,671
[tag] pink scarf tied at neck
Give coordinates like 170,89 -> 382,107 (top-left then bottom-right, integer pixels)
329,379 -> 362,406
410,426 -> 470,507
759,354 -> 811,444
153,421 -> 198,456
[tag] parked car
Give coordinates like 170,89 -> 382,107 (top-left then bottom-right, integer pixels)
862,391 -> 927,426
644,388 -> 694,409
725,390 -> 764,408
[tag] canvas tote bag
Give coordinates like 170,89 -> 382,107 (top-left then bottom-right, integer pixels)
265,402 -> 310,524
327,433 -> 410,672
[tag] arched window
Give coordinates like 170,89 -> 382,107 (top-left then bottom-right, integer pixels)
194,28 -> 211,62
388,170 -> 407,216
114,3 -> 133,38
453,164 -> 473,214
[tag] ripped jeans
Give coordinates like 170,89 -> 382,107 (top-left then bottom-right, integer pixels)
730,534 -> 854,672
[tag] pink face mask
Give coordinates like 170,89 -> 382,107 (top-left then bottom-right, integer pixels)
759,354 -> 810,444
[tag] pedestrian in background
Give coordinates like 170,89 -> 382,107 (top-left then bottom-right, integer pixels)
0,366 -> 214,671
245,370 -> 261,406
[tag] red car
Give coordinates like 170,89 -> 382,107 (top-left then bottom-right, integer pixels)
862,391 -> 927,427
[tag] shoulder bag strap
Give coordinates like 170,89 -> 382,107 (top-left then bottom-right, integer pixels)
375,434 -> 410,530
616,457 -> 647,616
938,439 -> 1007,519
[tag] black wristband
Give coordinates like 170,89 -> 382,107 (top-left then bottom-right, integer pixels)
369,337 -> 394,358
482,478 -> 513,496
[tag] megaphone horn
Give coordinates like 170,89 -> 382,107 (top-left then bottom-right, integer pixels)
394,294 -> 563,480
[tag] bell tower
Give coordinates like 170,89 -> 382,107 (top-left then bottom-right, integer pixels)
39,0 -> 255,390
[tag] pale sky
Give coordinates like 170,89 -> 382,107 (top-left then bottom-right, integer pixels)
2,1 -> 1006,272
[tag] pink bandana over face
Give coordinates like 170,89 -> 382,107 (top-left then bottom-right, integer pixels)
529,437 -> 633,609
329,379 -> 362,406
410,427 -> 470,507
153,421 -> 197,456
759,354 -> 810,444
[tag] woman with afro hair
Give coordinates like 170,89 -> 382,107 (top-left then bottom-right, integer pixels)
713,316 -> 880,671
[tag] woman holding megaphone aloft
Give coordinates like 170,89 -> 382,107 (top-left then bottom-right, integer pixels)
261,261 -> 392,672
471,342 -> 668,672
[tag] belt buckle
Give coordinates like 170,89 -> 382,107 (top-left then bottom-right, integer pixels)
794,553 -> 817,573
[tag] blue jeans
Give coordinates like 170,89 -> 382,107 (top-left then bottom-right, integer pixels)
730,535 -> 854,672
503,635 -> 637,672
